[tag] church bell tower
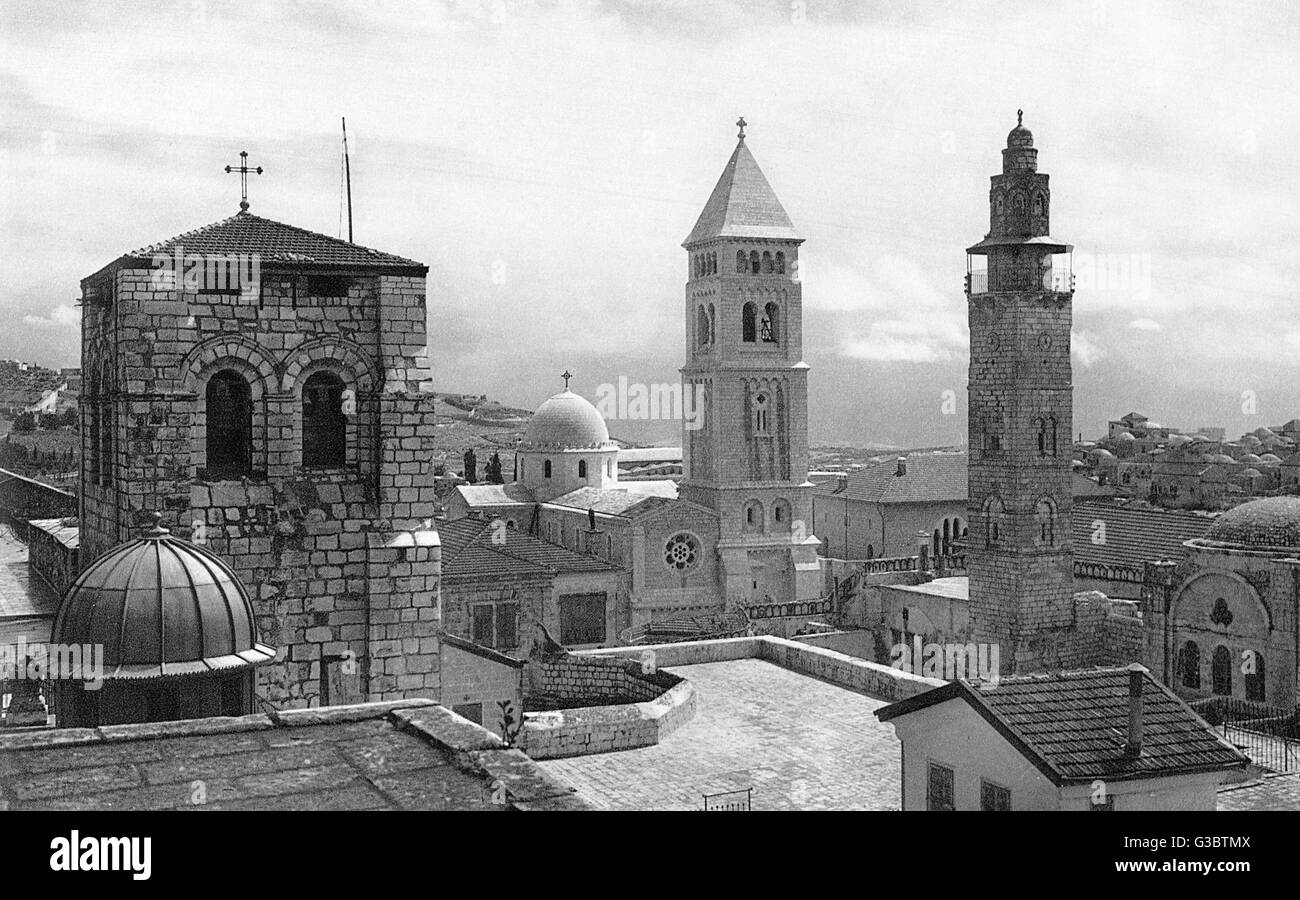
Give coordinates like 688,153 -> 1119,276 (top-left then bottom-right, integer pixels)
966,112 -> 1077,674
679,119 -> 821,607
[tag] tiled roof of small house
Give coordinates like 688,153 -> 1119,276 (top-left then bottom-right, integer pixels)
436,518 -> 620,579
813,452 -> 967,504
877,666 -> 1248,785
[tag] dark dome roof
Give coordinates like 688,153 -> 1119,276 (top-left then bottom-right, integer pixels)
52,522 -> 276,680
1202,496 -> 1300,551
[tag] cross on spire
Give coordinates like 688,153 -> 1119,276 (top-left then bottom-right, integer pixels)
225,150 -> 263,212
562,370 -> 572,390
736,116 -> 747,141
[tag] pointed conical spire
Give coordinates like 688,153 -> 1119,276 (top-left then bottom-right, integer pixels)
683,125 -> 800,247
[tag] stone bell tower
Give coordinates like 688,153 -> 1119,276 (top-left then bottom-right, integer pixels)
965,111 -> 1077,674
679,118 -> 821,607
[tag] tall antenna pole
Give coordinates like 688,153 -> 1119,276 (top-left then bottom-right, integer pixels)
342,117 -> 354,242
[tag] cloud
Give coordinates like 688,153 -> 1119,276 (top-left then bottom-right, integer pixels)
22,304 -> 78,328
1128,318 -> 1162,331
1071,330 -> 1106,368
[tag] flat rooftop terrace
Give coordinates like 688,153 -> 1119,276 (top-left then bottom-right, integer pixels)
538,658 -> 902,811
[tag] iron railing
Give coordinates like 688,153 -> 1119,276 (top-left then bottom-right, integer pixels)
1191,697 -> 1300,773
965,269 -> 1075,295
703,787 -> 752,811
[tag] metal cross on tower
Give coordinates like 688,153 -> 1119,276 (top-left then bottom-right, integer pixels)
562,370 -> 572,390
736,116 -> 747,140
225,150 -> 263,212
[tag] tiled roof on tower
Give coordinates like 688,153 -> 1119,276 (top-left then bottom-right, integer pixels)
88,211 -> 427,282
683,130 -> 800,246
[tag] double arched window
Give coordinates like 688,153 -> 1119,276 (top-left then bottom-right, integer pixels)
742,302 -> 758,343
762,302 -> 779,343
206,369 -> 253,478
302,371 -> 347,468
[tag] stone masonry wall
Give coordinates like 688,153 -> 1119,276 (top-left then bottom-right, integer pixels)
77,263 -> 440,709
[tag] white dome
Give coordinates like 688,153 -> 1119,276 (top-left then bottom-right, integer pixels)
521,390 -> 613,450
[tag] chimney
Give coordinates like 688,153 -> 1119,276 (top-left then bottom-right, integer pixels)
896,456 -> 907,476
1125,664 -> 1147,758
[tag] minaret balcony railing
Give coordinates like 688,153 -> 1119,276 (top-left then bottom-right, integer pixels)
965,269 -> 1074,295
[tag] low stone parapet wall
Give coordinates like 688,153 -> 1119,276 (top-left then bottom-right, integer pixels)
577,634 -> 943,703
521,677 -> 695,760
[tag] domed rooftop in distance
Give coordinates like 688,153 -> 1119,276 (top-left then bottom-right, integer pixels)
1198,496 -> 1300,551
520,390 -> 614,451
53,518 -> 276,679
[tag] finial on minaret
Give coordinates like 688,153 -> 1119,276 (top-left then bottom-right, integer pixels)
225,150 -> 263,212
736,116 -> 747,141
1017,109 -> 1023,126
562,370 -> 572,391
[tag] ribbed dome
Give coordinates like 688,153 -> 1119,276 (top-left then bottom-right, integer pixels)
1202,497 -> 1300,551
520,390 -> 613,450
52,522 -> 276,679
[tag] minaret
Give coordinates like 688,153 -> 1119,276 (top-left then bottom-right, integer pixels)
679,119 -> 820,607
966,111 -> 1076,674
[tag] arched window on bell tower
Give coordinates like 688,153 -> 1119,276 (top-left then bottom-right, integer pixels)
735,250 -> 746,273
984,495 -> 1005,547
708,303 -> 716,343
762,251 -> 773,274
750,250 -> 760,274
206,369 -> 252,479
775,251 -> 786,274
697,305 -> 710,346
753,392 -> 770,435
762,302 -> 779,343
742,302 -> 757,343
303,370 -> 347,468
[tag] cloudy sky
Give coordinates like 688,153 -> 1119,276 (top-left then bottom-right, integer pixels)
2,0 -> 1297,448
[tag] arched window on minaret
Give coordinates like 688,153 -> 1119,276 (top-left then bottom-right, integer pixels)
578,459 -> 588,479
984,495 -> 1005,547
736,251 -> 746,273
697,305 -> 710,346
762,251 -> 773,274
775,251 -> 786,274
1048,415 -> 1058,457
750,250 -> 760,274
994,193 -> 1004,215
709,252 -> 717,274
762,302 -> 779,343
708,303 -> 716,343
1035,417 -> 1047,456
544,459 -> 552,479
742,302 -> 758,342
1035,498 -> 1056,546
206,369 -> 252,479
1033,193 -> 1046,216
